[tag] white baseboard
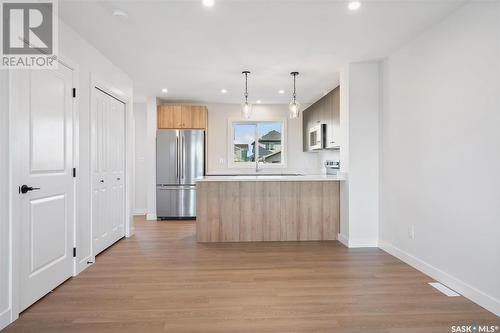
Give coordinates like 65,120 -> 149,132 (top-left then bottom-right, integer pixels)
132,208 -> 147,216
337,233 -> 349,247
348,238 -> 378,248
127,226 -> 135,237
0,308 -> 12,331
146,213 -> 157,221
336,234 -> 378,248
379,240 -> 500,316
74,255 -> 93,276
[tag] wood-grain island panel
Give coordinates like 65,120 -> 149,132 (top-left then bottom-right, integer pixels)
280,181 -> 300,241
220,181 -> 240,242
197,181 -> 340,242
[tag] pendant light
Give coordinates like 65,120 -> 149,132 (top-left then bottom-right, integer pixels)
289,72 -> 300,119
241,71 -> 252,119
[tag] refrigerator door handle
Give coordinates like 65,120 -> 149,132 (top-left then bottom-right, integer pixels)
181,134 -> 185,180
157,185 -> 196,190
176,134 -> 179,182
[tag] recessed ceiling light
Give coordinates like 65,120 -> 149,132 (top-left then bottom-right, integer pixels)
112,9 -> 128,18
278,89 -> 285,94
348,1 -> 361,11
221,88 -> 227,94
161,88 -> 168,93
202,0 -> 215,8
256,100 -> 261,104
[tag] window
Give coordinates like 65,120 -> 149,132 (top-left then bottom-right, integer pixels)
230,121 -> 285,167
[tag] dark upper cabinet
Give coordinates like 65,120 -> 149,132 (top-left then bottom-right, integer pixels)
302,104 -> 310,152
302,86 -> 340,152
325,87 -> 340,149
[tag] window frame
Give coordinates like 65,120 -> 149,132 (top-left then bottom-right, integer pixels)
228,118 -> 287,169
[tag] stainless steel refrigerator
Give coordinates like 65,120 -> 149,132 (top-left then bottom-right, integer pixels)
156,129 -> 205,219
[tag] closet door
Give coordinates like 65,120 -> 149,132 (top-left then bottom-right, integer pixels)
92,88 -> 126,256
108,97 -> 126,245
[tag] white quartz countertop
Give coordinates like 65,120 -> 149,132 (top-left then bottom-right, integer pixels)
196,174 -> 346,182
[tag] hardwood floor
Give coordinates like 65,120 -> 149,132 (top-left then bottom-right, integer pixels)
4,216 -> 498,332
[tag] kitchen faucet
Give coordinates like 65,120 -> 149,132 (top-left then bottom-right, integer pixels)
255,160 -> 262,173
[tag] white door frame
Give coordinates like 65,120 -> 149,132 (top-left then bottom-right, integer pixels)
9,54 -> 79,324
0,68 -> 12,331
89,74 -> 134,260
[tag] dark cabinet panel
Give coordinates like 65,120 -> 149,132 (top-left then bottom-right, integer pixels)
302,106 -> 310,152
302,86 -> 340,151
325,87 -> 340,149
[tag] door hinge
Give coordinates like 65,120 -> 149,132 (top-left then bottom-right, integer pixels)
72,88 -> 76,98
73,247 -> 77,258
73,168 -> 76,178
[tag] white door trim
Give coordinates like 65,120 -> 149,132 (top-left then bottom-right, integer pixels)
8,66 -> 19,327
9,54 -> 79,325
89,74 -> 134,260
60,57 -> 83,277
0,69 -> 12,331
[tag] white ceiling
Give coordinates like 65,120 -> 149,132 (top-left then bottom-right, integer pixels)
59,0 -> 462,104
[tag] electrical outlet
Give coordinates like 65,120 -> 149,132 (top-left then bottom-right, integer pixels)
408,225 -> 415,240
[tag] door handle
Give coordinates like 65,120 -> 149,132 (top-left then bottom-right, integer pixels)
20,185 -> 40,194
100,179 -> 104,183
181,135 -> 185,180
175,133 -> 181,182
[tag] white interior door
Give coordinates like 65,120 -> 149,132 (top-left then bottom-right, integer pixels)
12,64 -> 75,312
92,88 -> 126,256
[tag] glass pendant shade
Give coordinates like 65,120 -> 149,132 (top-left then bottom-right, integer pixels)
241,71 -> 252,119
289,101 -> 300,119
242,102 -> 252,119
289,71 -> 300,119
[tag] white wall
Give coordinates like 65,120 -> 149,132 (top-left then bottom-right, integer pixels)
349,64 -> 380,246
380,2 -> 500,315
133,103 -> 147,215
145,97 -> 158,220
339,63 -> 380,247
339,66 -> 350,243
0,71 -> 11,330
206,103 -> 320,174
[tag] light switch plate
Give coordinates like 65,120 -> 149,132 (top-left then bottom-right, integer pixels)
408,225 -> 415,239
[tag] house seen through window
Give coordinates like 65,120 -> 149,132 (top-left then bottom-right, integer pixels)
233,122 -> 284,165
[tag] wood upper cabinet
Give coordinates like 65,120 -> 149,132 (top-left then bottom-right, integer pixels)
158,105 -> 207,129
180,105 -> 192,128
158,105 -> 182,128
191,106 -> 208,129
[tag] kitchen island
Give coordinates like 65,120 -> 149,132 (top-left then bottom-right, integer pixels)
196,175 -> 344,242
